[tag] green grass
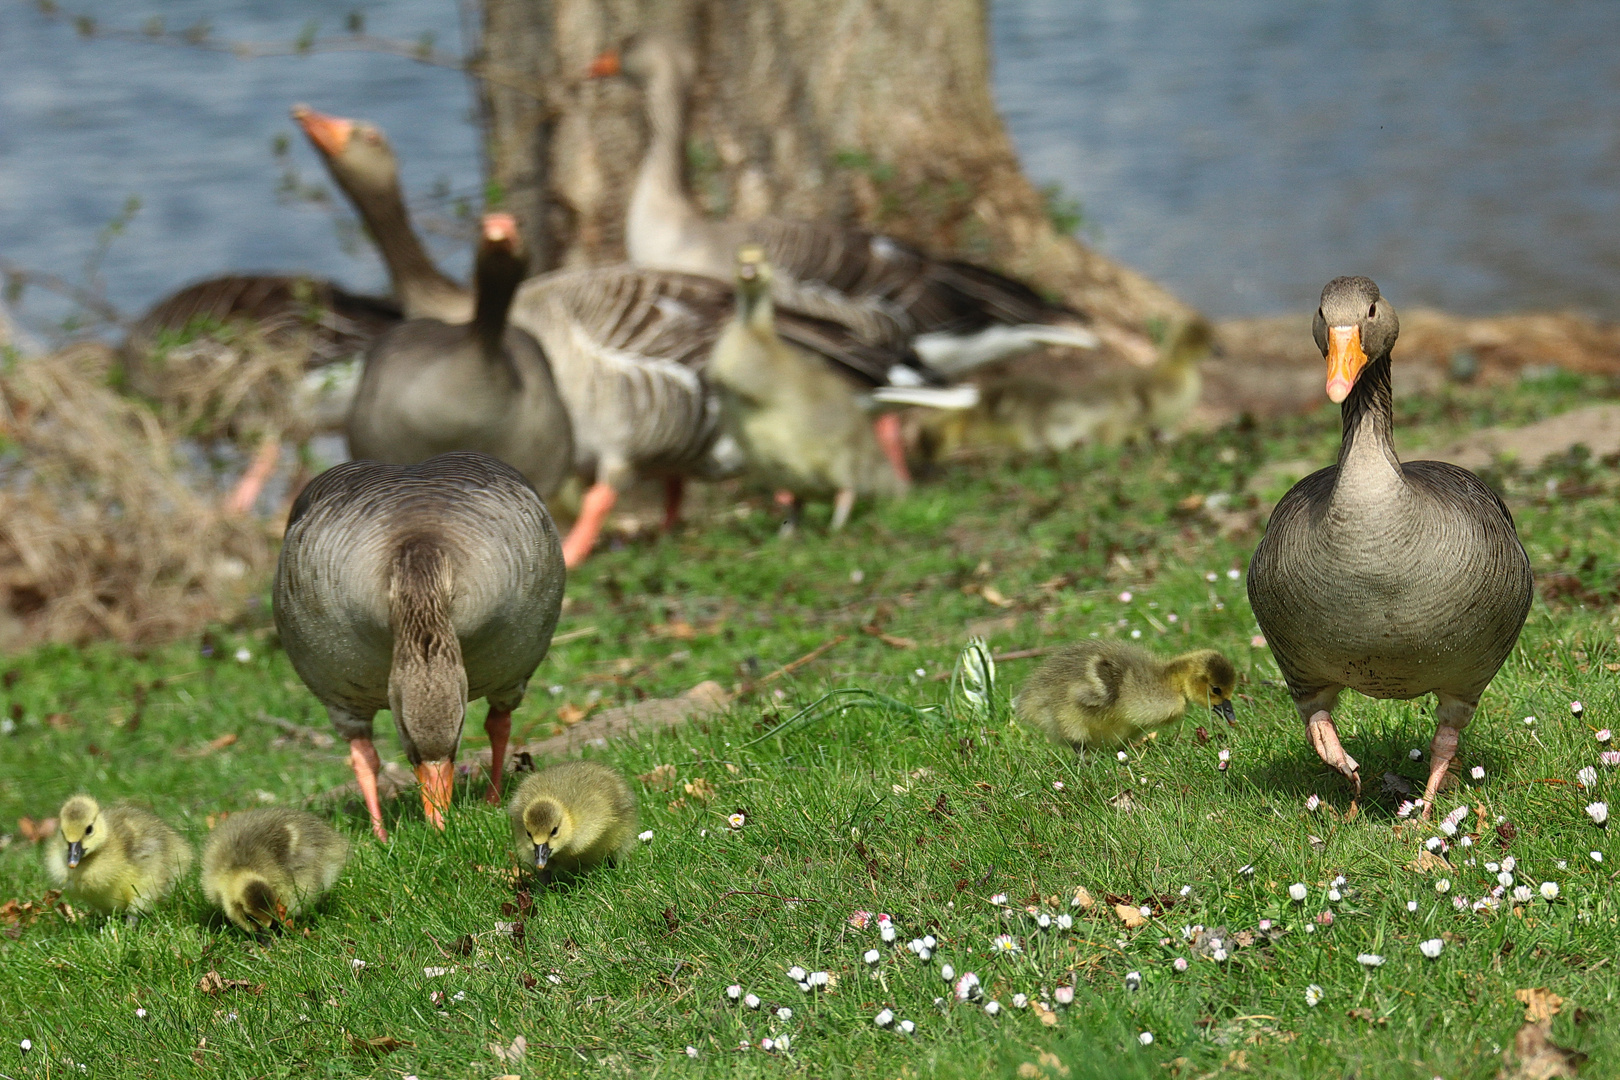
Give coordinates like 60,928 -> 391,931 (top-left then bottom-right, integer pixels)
4,374 -> 1620,1078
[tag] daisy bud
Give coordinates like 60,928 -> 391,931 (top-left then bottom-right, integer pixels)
1327,888 -> 1342,902
775,1034 -> 790,1052
1138,1032 -> 1155,1046
1054,986 -> 1075,1006
1173,957 -> 1188,972
1408,749 -> 1422,761
1305,794 -> 1321,811
1288,883 -> 1308,902
1356,953 -> 1385,967
727,984 -> 743,1001
776,1007 -> 793,1021
874,1008 -> 894,1027
1419,939 -> 1443,959
1578,767 -> 1598,789
984,1000 -> 1001,1015
898,1020 -> 915,1035
786,966 -> 806,982
1056,914 -> 1074,930
1598,729 -> 1613,744
1586,802 -> 1609,826
1592,851 -> 1605,863
1117,751 -> 1128,762
1571,701 -> 1585,717
1012,993 -> 1028,1008
808,971 -> 829,987
1406,900 -> 1418,913
880,923 -> 897,942
1497,872 -> 1514,888
1512,886 -> 1532,903
1470,766 -> 1485,780
864,949 -> 880,965
1125,971 -> 1142,991
744,994 -> 761,1010
940,964 -> 955,982
686,1046 -> 699,1058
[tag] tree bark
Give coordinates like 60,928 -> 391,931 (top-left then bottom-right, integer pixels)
476,0 -> 1200,347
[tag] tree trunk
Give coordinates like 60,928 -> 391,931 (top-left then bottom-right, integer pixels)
476,0 -> 1200,352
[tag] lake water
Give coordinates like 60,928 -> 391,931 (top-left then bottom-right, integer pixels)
2,0 -> 1617,340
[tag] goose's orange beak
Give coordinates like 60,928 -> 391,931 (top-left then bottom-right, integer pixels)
415,760 -> 455,830
587,49 -> 621,78
291,104 -> 354,157
1325,325 -> 1367,404
482,212 -> 518,245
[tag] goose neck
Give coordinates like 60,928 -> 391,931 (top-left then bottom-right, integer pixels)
354,179 -> 460,317
1334,353 -> 1403,492
628,62 -> 700,261
473,249 -> 524,358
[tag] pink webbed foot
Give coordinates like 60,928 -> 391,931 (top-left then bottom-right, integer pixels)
1305,710 -> 1361,795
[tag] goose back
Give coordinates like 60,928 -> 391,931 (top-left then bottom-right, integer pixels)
273,453 -> 564,743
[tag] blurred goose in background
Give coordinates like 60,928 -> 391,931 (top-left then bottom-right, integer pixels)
508,761 -> 638,876
709,246 -> 916,530
274,452 -> 564,840
200,807 -> 350,931
346,212 -> 573,501
1247,277 -> 1532,811
292,104 -> 471,323
590,36 -> 1101,374
1015,642 -> 1237,751
45,795 -> 192,917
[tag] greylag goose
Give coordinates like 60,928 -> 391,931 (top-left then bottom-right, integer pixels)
292,105 -> 471,323
1015,642 -> 1237,751
274,451 -> 565,840
709,246 -> 910,530
1247,277 -> 1532,812
590,37 -> 1101,374
346,212 -> 573,501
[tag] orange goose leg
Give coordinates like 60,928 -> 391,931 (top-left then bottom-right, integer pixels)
349,737 -> 388,842
662,477 -> 685,533
484,708 -> 512,804
224,434 -> 282,515
872,413 -> 911,486
562,482 -> 619,569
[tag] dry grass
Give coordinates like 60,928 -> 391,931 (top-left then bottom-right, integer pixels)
0,342 -> 271,648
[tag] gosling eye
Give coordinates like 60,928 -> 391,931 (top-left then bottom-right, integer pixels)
83,825 -> 93,836
550,827 -> 559,837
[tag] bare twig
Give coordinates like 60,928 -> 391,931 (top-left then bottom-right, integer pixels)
737,635 -> 848,697
254,711 -> 334,749
0,256 -> 126,327
992,647 -> 1050,662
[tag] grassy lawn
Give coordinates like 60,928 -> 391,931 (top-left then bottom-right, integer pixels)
2,371 -> 1618,1078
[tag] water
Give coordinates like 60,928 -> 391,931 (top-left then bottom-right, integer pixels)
2,0 -> 1617,339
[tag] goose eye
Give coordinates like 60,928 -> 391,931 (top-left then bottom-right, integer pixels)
1368,303 -> 1377,318
1317,307 -> 1324,320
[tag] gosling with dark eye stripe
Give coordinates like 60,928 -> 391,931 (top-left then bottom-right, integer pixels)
508,762 -> 637,877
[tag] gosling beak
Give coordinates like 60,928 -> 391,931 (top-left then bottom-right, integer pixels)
1325,324 -> 1368,404
66,841 -> 84,868
534,842 -> 551,869
1212,699 -> 1237,724
415,759 -> 456,831
291,104 -> 354,158
587,49 -> 621,78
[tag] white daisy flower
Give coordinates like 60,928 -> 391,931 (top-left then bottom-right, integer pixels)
1406,900 -> 1418,913
1512,886 -> 1532,903
1139,1032 -> 1155,1045
954,972 -> 982,1001
1305,985 -> 1323,1007
1288,882 -> 1308,902
991,934 -> 1020,954
776,1007 -> 793,1021
1012,993 -> 1028,1008
1540,881 -> 1560,901
1578,767 -> 1598,789
1356,953 -> 1385,967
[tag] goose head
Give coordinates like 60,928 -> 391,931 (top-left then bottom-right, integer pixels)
291,104 -> 400,205
588,34 -> 697,89
57,795 -> 107,869
520,796 -> 576,869
478,212 -> 528,280
734,244 -> 773,324
1166,650 -> 1239,723
1313,276 -> 1399,404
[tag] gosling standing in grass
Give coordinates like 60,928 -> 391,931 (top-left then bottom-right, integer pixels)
708,245 -> 908,531
44,795 -> 192,917
201,808 -> 350,932
508,761 -> 637,876
1016,643 -> 1238,751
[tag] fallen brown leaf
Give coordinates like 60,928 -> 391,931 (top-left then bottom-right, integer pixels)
1071,886 -> 1095,911
349,1034 -> 412,1056
684,778 -> 715,802
1345,1007 -> 1387,1026
980,585 -> 1014,608
1516,988 -> 1565,1025
197,970 -> 261,995
1407,849 -> 1455,874
556,702 -> 597,726
1031,1000 -> 1059,1026
1114,903 -> 1148,929
46,712 -> 75,730
638,764 -> 676,790
1498,1022 -> 1586,1079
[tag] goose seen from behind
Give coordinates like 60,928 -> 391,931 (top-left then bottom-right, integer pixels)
274,452 -> 565,840
1247,276 -> 1532,812
346,212 -> 573,501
